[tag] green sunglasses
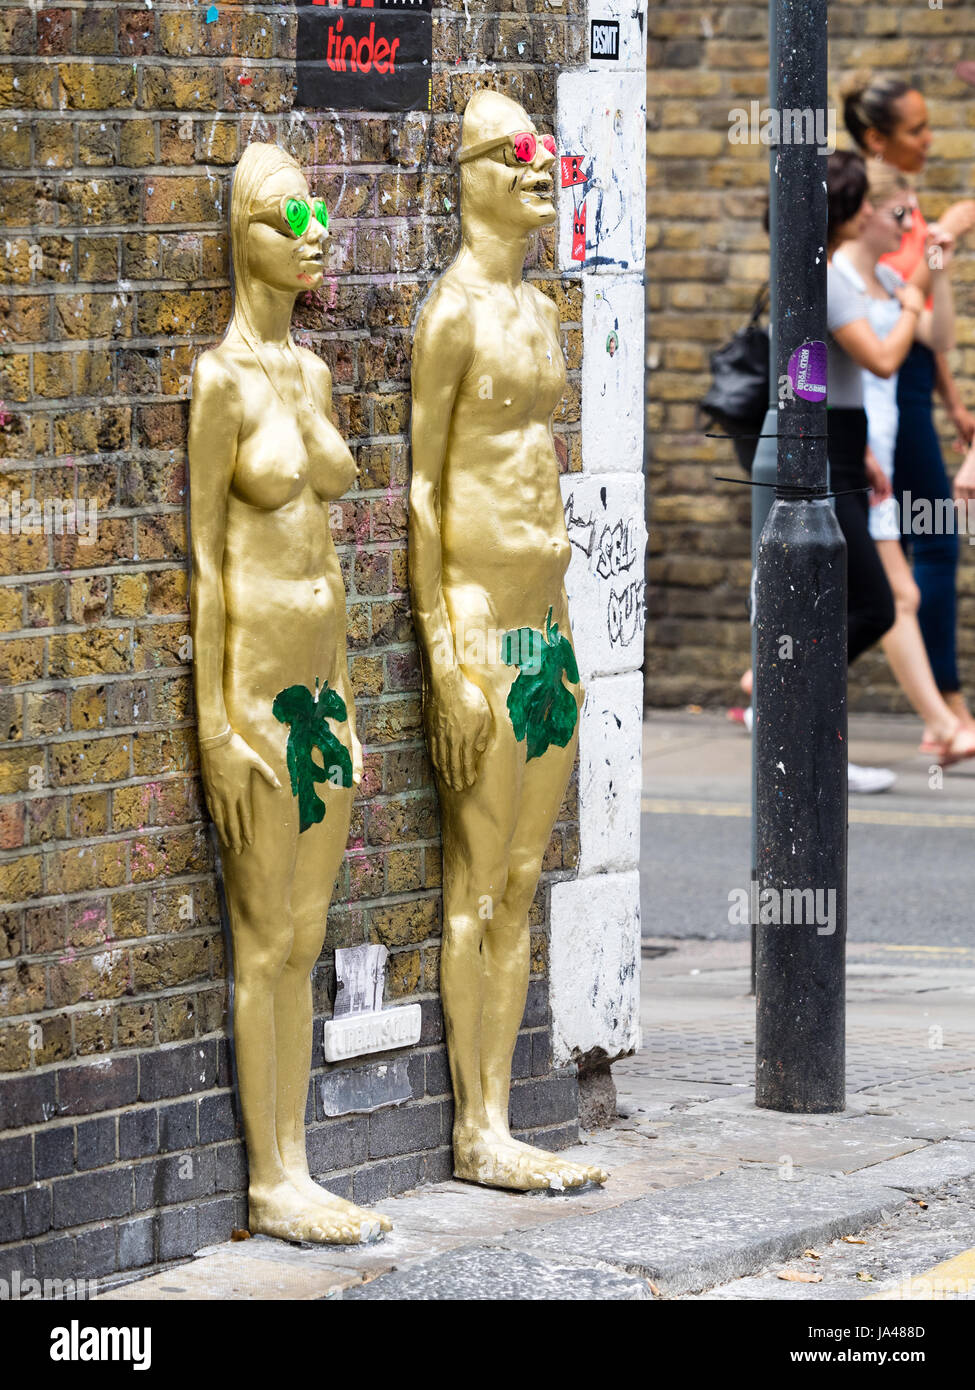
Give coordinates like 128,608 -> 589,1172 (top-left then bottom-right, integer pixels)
249,193 -> 329,238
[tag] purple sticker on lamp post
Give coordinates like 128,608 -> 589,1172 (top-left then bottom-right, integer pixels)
787,340 -> 827,402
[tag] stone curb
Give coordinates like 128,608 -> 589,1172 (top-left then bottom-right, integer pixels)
345,1169 -> 909,1299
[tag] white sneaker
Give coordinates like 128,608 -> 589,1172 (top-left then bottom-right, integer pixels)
848,762 -> 896,794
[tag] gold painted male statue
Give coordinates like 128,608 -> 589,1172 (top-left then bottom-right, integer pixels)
189,142 -> 391,1243
409,91 -> 608,1191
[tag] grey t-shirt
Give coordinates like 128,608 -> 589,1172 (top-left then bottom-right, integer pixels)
827,258 -> 904,408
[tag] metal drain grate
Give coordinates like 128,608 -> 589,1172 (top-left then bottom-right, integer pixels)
618,1034 -> 975,1094
856,1071 -> 975,1104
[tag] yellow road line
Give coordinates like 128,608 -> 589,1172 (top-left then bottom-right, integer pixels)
866,1247 -> 975,1301
865,943 -> 975,956
642,798 -> 749,818
641,797 -> 975,829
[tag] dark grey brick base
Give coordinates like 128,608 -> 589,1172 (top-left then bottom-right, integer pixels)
0,995 -> 579,1286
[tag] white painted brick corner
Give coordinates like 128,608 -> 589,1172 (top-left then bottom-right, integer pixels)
549,871 -> 642,1067
577,671 -> 643,877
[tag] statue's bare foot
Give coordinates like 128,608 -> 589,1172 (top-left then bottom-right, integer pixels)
290,1173 -> 392,1234
454,1129 -> 608,1192
249,1182 -> 382,1245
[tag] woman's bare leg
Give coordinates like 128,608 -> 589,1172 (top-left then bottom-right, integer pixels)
943,690 -> 975,734
877,540 -> 975,757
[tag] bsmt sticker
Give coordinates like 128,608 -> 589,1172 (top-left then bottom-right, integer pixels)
296,0 -> 432,112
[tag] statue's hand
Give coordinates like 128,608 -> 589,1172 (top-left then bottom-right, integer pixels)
202,732 -> 282,855
426,667 -> 492,791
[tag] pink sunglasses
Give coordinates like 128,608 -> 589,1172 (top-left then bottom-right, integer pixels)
456,130 -> 557,166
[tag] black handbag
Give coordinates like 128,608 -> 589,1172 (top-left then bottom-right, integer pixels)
700,285 -> 769,473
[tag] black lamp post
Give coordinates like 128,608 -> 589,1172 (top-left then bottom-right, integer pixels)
753,0 -> 848,1113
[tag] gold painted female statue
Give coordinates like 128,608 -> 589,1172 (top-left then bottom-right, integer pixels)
409,91 -> 608,1191
189,142 -> 390,1243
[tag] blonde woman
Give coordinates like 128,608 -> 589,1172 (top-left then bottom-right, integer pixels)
835,161 -> 975,764
189,143 -> 390,1243
842,71 -> 975,732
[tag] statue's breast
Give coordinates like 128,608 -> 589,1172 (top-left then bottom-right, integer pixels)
231,418 -> 310,511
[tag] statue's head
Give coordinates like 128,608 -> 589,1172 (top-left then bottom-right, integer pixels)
457,90 -> 556,234
229,143 -> 328,315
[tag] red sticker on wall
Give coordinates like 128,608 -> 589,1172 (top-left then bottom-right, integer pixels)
572,201 -> 587,261
561,155 -> 586,188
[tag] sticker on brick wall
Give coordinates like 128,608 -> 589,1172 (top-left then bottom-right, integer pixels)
324,944 -> 422,1064
571,201 -> 588,262
561,155 -> 586,188
590,19 -> 620,61
561,154 -> 589,261
334,943 -> 387,1018
296,0 -> 432,113
787,340 -> 827,403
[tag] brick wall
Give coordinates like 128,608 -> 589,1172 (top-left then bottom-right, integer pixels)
0,0 -> 588,1285
645,0 -> 975,711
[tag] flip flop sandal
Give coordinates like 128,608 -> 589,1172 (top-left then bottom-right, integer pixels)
918,737 -> 975,768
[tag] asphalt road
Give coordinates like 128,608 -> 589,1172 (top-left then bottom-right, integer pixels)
641,713 -> 975,952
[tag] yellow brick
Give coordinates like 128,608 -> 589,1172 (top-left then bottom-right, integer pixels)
51,736 -> 131,788
647,131 -> 727,159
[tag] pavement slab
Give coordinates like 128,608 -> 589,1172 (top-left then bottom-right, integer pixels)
614,1110 -> 929,1174
98,1245 -> 369,1301
846,1142 -> 975,1193
343,1247 -> 654,1301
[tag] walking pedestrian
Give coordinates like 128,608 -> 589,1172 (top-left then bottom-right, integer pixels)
827,151 -> 909,791
835,160 -> 975,765
841,71 -> 975,732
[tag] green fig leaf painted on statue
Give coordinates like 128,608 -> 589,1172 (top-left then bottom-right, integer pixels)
501,608 -> 580,761
272,679 -> 353,833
